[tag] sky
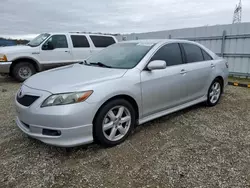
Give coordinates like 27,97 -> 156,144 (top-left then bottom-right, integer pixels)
1,0 -> 250,39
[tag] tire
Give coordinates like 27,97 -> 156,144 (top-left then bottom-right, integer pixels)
93,99 -> 135,147
12,62 -> 36,82
206,78 -> 222,107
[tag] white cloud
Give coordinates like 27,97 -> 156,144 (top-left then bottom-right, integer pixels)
0,0 -> 249,38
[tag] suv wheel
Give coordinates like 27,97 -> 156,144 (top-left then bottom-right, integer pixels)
13,62 -> 36,82
93,99 -> 135,147
207,79 -> 222,106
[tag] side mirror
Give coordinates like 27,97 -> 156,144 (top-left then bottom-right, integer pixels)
42,41 -> 54,50
147,60 -> 167,70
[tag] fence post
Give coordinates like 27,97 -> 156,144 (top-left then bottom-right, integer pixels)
221,30 -> 226,57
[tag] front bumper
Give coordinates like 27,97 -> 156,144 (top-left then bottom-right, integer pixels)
0,62 -> 12,73
15,84 -> 97,147
15,116 -> 93,147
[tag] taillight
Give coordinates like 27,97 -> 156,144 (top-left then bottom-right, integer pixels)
225,62 -> 229,68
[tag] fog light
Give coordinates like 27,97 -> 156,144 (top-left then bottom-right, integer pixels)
42,129 -> 61,136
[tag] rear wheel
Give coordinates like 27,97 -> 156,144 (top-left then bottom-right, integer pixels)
93,99 -> 135,147
12,62 -> 36,82
207,79 -> 222,106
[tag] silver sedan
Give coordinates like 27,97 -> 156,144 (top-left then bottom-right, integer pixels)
15,39 -> 229,147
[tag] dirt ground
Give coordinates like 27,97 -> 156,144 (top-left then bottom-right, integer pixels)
0,76 -> 250,188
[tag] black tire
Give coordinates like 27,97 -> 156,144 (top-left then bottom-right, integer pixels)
206,78 -> 222,107
93,99 -> 135,147
12,62 -> 36,82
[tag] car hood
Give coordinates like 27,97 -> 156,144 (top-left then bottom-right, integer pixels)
24,64 -> 128,93
0,45 -> 34,54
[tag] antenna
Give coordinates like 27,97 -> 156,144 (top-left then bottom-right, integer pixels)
233,0 -> 242,24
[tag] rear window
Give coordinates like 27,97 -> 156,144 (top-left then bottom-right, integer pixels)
182,43 -> 204,63
201,49 -> 213,61
71,35 -> 90,48
90,35 -> 116,48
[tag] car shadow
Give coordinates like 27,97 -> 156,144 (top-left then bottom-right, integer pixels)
0,75 -> 17,83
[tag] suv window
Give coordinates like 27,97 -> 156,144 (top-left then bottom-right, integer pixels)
90,35 -> 115,48
43,35 -> 68,49
201,49 -> 213,61
71,35 -> 90,48
182,43 -> 203,63
150,43 -> 183,66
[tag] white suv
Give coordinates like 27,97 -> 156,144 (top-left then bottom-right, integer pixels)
0,32 -> 117,81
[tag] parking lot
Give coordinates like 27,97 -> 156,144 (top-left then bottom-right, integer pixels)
0,76 -> 250,188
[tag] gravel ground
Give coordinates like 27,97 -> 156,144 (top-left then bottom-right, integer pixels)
0,76 -> 250,188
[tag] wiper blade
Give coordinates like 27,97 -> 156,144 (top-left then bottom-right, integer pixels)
89,62 -> 112,68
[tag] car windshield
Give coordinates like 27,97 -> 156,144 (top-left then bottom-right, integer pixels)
85,42 -> 155,69
27,33 -> 50,47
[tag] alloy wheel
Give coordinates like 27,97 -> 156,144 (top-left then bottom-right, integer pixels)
209,82 -> 221,104
102,105 -> 131,142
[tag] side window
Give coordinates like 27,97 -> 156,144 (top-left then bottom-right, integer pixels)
182,43 -> 203,63
90,35 -> 116,48
43,35 -> 68,50
71,35 -> 90,48
150,43 -> 183,66
201,49 -> 213,61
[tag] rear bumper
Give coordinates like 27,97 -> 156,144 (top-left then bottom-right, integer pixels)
0,62 -> 12,73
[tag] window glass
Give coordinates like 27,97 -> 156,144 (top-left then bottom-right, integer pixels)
86,42 -> 154,69
28,33 -> 50,47
202,49 -> 213,61
44,35 -> 68,49
71,35 -> 90,48
90,35 -> 115,48
182,43 -> 203,63
150,43 -> 183,66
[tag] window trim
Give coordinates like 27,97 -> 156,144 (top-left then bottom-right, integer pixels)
70,35 -> 90,48
42,34 -> 68,50
143,42 -> 184,70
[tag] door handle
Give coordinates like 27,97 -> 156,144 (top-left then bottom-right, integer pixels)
180,69 -> 187,74
65,50 -> 70,53
211,63 -> 215,68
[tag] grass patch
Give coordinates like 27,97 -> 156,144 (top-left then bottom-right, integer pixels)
228,76 -> 250,84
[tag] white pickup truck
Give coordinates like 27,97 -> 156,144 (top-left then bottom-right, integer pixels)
0,32 -> 118,81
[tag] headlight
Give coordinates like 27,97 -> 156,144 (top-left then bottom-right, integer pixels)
0,54 -> 7,62
41,91 -> 93,107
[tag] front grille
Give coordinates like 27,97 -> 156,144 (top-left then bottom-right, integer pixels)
17,95 -> 40,107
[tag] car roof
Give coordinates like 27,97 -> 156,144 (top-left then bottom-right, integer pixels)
120,39 -> 199,45
44,32 -> 115,37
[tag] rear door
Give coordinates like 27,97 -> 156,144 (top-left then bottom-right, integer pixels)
181,43 -> 214,101
89,35 -> 116,54
70,35 -> 92,61
141,43 -> 189,117
39,34 -> 73,69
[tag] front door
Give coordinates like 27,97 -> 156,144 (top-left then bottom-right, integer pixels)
39,34 -> 73,69
140,43 -> 189,117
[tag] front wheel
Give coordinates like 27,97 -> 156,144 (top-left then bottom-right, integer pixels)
93,99 -> 135,147
206,79 -> 222,106
12,62 -> 36,82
